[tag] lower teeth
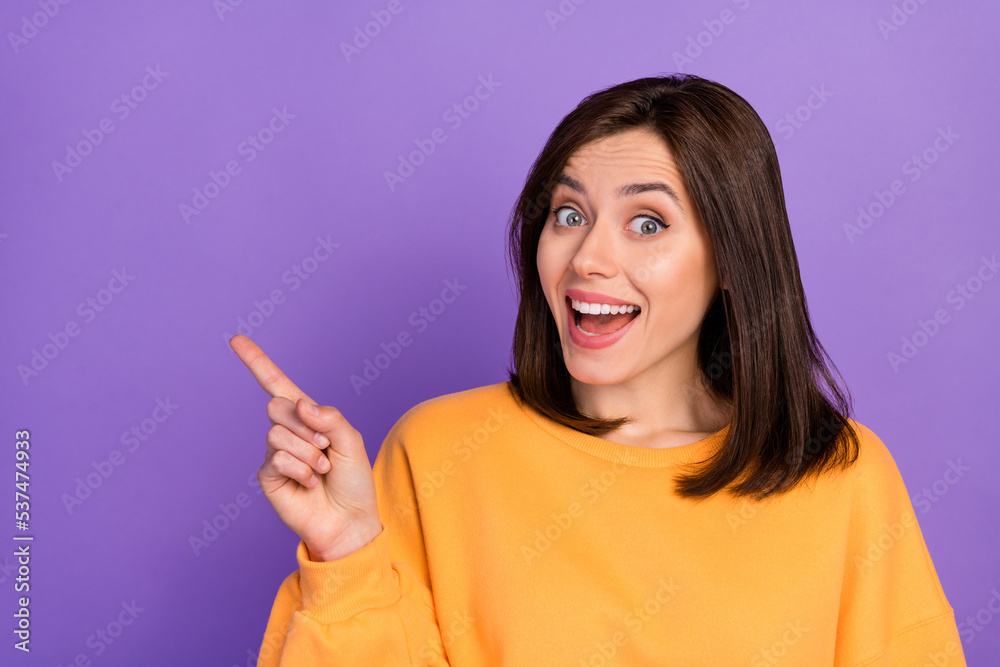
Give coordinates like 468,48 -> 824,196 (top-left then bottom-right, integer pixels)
575,320 -> 603,337
574,312 -> 636,337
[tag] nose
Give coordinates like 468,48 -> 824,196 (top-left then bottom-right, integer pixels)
568,215 -> 618,278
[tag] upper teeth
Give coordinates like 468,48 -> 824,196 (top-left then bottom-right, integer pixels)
571,299 -> 639,315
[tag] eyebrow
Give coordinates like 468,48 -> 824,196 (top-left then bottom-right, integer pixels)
555,174 -> 685,213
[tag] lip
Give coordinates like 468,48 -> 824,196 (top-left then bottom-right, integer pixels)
565,288 -> 639,307
564,296 -> 640,350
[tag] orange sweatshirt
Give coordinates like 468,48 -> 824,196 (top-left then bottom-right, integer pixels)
256,382 -> 965,666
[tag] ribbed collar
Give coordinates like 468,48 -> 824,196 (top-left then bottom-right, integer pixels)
508,383 -> 731,469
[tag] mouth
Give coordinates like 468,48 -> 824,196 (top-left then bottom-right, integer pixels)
566,296 -> 641,337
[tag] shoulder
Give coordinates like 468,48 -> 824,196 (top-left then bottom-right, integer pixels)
837,418 -> 915,512
382,381 -> 520,449
797,418 -> 907,503
396,381 -> 516,425
843,418 -> 901,479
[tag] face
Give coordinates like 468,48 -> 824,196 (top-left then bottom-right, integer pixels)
536,127 -> 721,388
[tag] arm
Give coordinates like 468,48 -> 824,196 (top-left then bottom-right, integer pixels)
834,424 -> 966,666
228,335 -> 450,666
257,416 -> 451,667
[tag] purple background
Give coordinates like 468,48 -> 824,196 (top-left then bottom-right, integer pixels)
1,1 -> 998,664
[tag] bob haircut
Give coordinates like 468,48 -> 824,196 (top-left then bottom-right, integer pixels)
504,73 -> 860,501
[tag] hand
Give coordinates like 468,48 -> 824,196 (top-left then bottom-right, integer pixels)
230,335 -> 383,562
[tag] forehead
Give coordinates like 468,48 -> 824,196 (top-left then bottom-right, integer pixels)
560,128 -> 682,184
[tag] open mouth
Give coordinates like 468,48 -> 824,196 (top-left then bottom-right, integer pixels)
567,296 -> 641,337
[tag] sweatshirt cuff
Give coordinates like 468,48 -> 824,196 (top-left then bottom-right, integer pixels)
295,526 -> 401,624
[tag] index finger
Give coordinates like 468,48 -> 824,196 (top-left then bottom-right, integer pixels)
229,335 -> 315,404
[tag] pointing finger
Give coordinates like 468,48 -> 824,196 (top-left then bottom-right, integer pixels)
230,335 -> 315,404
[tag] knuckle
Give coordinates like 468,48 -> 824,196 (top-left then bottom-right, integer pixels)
270,449 -> 287,467
267,396 -> 291,420
271,449 -> 297,472
340,421 -> 361,441
266,424 -> 286,447
262,369 -> 287,390
321,405 -> 344,425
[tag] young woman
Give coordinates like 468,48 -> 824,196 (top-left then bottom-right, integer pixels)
233,74 -> 965,665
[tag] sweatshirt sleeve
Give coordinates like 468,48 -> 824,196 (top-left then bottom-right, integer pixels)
834,424 -> 966,666
255,412 -> 451,667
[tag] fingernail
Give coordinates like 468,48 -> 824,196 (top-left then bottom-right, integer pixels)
307,403 -> 319,416
317,456 -> 330,472
309,476 -> 319,488
314,432 -> 330,448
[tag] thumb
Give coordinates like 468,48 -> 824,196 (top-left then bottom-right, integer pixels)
294,399 -> 367,460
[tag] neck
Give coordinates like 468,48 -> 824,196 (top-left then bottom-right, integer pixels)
569,355 -> 732,449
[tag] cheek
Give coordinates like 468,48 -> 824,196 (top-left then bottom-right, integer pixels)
633,245 -> 716,307
535,251 -> 556,317
535,235 -> 563,298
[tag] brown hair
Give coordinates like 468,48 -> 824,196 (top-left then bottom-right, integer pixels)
504,73 -> 859,500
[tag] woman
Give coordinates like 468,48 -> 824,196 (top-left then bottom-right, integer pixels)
233,74 -> 965,665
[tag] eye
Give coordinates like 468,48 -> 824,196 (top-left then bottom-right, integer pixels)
627,214 -> 669,236
552,206 -> 585,227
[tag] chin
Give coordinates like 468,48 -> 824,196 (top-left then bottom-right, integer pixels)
563,359 -> 631,387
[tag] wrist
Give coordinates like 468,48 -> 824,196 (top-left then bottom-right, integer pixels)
307,520 -> 383,562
